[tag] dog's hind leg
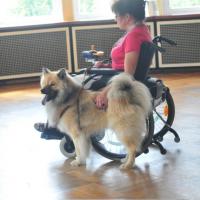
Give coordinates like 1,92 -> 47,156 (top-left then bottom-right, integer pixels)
70,133 -> 90,167
115,132 -> 136,170
120,154 -> 129,164
120,142 -> 136,170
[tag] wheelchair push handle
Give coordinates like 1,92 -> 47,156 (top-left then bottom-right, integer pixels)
162,37 -> 177,46
153,36 -> 177,46
152,43 -> 166,53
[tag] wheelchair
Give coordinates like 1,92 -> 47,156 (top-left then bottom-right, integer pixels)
41,36 -> 180,161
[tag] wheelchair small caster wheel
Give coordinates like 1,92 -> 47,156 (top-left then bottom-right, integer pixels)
60,137 -> 76,158
157,136 -> 163,142
174,137 -> 180,143
143,148 -> 149,154
161,149 -> 167,155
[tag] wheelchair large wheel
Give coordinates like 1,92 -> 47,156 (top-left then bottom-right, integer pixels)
90,113 -> 154,161
153,89 -> 175,137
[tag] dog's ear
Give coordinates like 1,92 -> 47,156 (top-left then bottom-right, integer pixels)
57,68 -> 67,80
42,67 -> 50,74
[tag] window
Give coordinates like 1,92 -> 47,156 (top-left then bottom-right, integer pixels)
0,0 -> 62,27
73,0 -> 158,21
163,0 -> 200,15
74,0 -> 200,20
73,0 -> 113,21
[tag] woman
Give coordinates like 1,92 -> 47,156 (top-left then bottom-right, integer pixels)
34,0 -> 151,132
95,0 -> 151,109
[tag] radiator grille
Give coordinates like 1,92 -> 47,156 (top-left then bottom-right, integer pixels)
0,29 -> 70,79
73,26 -> 125,71
158,22 -> 200,67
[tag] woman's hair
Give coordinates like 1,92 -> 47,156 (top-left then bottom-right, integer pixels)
111,0 -> 146,21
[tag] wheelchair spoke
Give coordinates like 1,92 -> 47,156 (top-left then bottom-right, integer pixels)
154,101 -> 168,133
91,113 -> 154,161
100,129 -> 127,154
94,125 -> 149,156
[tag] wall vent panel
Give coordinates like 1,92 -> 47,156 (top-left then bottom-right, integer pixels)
157,20 -> 200,68
0,28 -> 71,80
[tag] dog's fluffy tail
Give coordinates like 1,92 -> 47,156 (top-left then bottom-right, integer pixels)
107,73 -> 152,116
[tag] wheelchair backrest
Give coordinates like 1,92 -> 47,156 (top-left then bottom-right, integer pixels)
134,42 -> 156,82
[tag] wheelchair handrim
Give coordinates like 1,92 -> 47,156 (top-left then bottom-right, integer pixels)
91,113 -> 154,161
154,91 -> 175,135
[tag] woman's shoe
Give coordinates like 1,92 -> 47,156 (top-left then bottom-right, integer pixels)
34,122 -> 47,132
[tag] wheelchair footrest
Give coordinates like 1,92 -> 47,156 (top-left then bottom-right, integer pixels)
40,128 -> 64,140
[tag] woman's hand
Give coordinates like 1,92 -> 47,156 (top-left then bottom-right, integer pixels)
94,61 -> 111,68
94,61 -> 103,68
95,89 -> 108,110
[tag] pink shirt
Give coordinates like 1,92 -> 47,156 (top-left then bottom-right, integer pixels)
111,24 -> 151,70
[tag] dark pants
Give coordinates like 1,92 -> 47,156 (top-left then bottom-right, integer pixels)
89,74 -> 112,90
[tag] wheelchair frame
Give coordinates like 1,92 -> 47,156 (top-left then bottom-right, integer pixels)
80,36 -> 180,156
40,36 -> 180,159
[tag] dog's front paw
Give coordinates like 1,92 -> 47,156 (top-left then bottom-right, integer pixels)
70,158 -> 86,167
120,156 -> 128,163
70,159 -> 81,167
120,163 -> 133,170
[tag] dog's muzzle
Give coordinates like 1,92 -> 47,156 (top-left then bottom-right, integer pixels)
41,86 -> 58,105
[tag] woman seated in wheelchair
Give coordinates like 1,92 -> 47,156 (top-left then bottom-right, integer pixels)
34,0 -> 152,133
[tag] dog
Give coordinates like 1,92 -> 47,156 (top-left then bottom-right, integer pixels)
40,68 -> 152,169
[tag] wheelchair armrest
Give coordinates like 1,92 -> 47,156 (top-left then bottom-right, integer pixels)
78,68 -> 122,76
89,68 -> 121,75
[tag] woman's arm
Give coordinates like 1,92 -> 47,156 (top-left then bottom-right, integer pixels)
95,85 -> 110,109
124,51 -> 139,75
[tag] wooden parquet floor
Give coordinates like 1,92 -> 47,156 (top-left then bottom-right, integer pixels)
0,72 -> 200,199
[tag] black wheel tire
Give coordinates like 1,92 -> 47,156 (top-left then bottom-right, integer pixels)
154,90 -> 175,136
60,137 -> 76,158
174,137 -> 180,143
91,112 -> 154,161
